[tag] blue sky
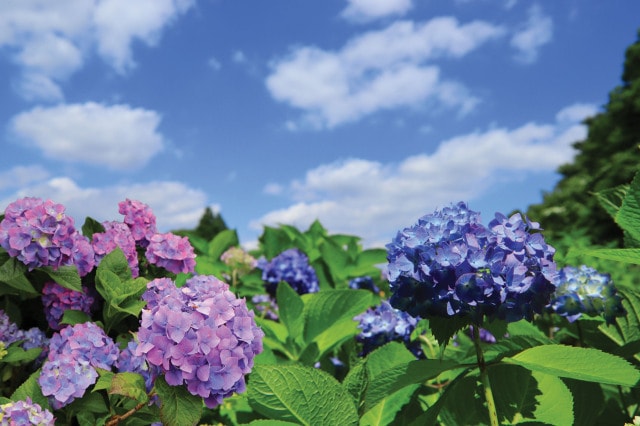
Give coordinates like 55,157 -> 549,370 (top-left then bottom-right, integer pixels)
1,1 -> 639,248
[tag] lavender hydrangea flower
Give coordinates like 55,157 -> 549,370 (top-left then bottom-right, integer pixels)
70,233 -> 95,277
145,232 -> 196,274
257,248 -> 319,296
38,322 -> 118,408
135,275 -> 264,408
387,202 -> 557,324
0,310 -> 23,346
0,397 -> 55,425
92,221 -> 139,277
349,276 -> 380,294
549,265 -> 625,324
0,197 -> 81,271
41,281 -> 95,330
0,310 -> 49,361
117,339 -> 157,393
354,300 -> 421,357
118,199 -> 157,248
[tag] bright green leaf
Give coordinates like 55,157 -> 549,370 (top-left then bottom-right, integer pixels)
207,229 -> 239,260
615,171 -> 640,240
42,265 -> 82,292
109,372 -> 149,404
155,375 -> 203,426
60,309 -> 91,326
11,370 -> 51,411
506,345 -> 640,386
82,216 -> 105,238
276,282 -> 305,344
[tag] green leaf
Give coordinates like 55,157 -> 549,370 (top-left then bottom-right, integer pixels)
11,370 -> 51,411
97,248 -> 133,282
42,265 -> 82,292
615,171 -> 640,240
109,372 -> 149,404
0,255 -> 36,294
490,364 -> 573,426
207,229 -> 239,260
1,346 -> 41,364
276,282 -> 305,344
342,360 -> 367,408
580,248 -> 640,264
506,345 -> 640,386
60,309 -> 92,326
243,421 -> 301,426
82,216 -> 105,238
155,375 -> 203,426
247,364 -> 358,426
259,227 -> 293,259
428,315 -> 471,346
594,184 -> 629,220
360,385 -> 419,426
562,378 -> 605,426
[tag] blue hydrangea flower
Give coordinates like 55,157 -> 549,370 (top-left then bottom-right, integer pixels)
349,276 -> 380,294
257,248 -> 319,296
387,202 -> 556,324
136,275 -> 264,409
354,300 -> 421,357
549,265 -> 625,324
0,397 -> 55,425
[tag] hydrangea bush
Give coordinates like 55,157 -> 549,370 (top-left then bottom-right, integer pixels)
1,181 -> 640,425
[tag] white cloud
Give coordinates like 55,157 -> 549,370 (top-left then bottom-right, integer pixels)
511,5 -> 553,64
252,103 -> 595,246
0,165 -> 50,191
0,177 -> 208,232
341,0 -> 413,23
555,103 -> 598,123
10,103 -> 165,170
0,0 -> 195,100
266,17 -> 505,128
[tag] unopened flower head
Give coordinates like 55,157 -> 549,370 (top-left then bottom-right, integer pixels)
145,232 -> 196,274
257,248 -> 319,296
550,265 -> 625,324
136,275 -> 264,408
39,322 -> 117,408
0,197 -> 80,271
221,247 -> 257,276
42,281 -> 95,330
0,397 -> 55,425
387,202 -> 556,323
118,199 -> 157,248
92,221 -> 139,277
354,300 -> 421,357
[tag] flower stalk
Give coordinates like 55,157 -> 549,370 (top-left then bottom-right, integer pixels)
472,325 -> 499,426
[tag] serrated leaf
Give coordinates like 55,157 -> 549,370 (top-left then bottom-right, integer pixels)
42,265 -> 82,292
97,248 -> 133,282
244,421 -> 301,426
259,227 -> 293,259
360,385 -> 419,426
82,216 -> 105,238
506,345 -> 640,386
0,256 -> 36,294
247,364 -> 358,426
109,372 -> 149,404
276,282 -> 304,344
60,309 -> 92,326
594,184 -> 629,220
581,248 -> 640,264
428,315 -> 472,346
342,360 -> 367,407
490,364 -> 573,426
562,378 -> 605,426
155,375 -> 203,426
11,370 -> 51,411
615,171 -> 640,240
207,229 -> 239,260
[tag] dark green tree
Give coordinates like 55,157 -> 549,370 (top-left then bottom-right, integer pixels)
194,206 -> 228,241
527,30 -> 640,248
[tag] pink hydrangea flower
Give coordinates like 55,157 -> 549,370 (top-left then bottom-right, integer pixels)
145,233 -> 196,274
118,199 -> 157,248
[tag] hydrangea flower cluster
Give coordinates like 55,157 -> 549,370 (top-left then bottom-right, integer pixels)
0,310 -> 49,359
387,202 -> 557,323
92,221 -> 140,277
257,248 -> 319,296
0,197 -> 92,273
549,265 -> 625,324
135,275 -> 264,408
0,309 -> 22,346
38,322 -> 118,409
221,247 -> 257,277
117,340 -> 157,393
118,198 -> 157,247
251,294 -> 279,321
0,398 -> 55,425
41,281 -> 94,330
145,233 -> 196,274
354,300 -> 421,357
349,276 -> 380,294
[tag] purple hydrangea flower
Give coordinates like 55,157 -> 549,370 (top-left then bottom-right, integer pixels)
387,202 -> 557,324
70,233 -> 95,277
0,309 -> 23,346
354,300 -> 421,357
0,397 -> 55,425
349,276 -> 380,294
257,248 -> 319,296
118,199 -> 157,248
41,281 -> 95,330
117,339 -> 158,393
92,221 -> 139,277
135,275 -> 264,408
39,322 -> 118,408
145,232 -> 196,274
21,327 -> 50,363
0,197 -> 81,271
251,294 -> 279,321
549,265 -> 625,324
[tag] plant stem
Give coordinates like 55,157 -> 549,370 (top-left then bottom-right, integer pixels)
472,326 -> 500,426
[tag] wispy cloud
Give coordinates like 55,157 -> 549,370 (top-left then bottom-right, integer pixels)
10,103 -> 165,170
0,165 -> 50,191
341,0 -> 413,23
511,5 -> 553,64
266,17 -> 505,129
253,103 -> 597,246
0,0 -> 195,101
